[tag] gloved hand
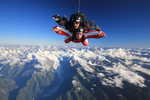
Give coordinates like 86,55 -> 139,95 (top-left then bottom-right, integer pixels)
97,31 -> 106,38
52,14 -> 61,21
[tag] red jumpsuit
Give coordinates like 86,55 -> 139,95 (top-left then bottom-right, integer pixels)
52,26 -> 105,46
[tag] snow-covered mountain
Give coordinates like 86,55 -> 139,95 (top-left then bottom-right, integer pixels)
0,45 -> 150,100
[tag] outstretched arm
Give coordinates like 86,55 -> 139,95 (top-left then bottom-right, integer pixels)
85,31 -> 105,39
52,26 -> 71,37
52,15 -> 68,27
84,26 -> 106,39
84,25 -> 101,33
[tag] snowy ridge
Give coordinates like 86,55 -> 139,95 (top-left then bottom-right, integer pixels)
0,46 -> 150,88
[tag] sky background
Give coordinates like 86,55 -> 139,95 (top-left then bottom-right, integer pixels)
0,0 -> 150,48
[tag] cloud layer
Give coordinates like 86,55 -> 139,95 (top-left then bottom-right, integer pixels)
0,46 -> 150,88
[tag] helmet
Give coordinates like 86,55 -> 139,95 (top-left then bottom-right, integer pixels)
70,13 -> 85,24
73,16 -> 81,23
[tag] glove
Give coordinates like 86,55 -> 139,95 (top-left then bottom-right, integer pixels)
52,14 -> 61,21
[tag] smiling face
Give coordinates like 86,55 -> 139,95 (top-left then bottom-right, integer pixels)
76,32 -> 83,39
73,22 -> 80,29
73,22 -> 83,40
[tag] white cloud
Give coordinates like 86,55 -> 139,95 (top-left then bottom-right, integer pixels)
0,46 -> 149,88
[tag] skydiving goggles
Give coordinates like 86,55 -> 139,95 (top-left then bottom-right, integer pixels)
73,21 -> 80,24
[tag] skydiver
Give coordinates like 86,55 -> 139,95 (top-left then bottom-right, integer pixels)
52,12 -> 105,46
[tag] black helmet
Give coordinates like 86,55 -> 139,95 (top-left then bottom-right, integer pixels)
74,16 -> 81,23
70,13 -> 86,24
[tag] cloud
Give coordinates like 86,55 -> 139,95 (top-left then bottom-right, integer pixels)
0,46 -> 149,88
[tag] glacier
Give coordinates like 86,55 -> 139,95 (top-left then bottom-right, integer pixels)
0,45 -> 150,100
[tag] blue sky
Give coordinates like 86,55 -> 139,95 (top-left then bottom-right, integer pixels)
0,0 -> 150,48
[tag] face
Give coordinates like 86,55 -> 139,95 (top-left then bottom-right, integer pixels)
73,22 -> 80,29
76,33 -> 83,40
